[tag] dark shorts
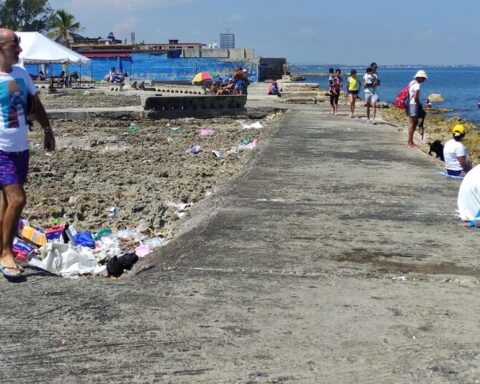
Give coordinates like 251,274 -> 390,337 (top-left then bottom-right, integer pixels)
348,90 -> 359,95
0,150 -> 29,186
330,92 -> 340,104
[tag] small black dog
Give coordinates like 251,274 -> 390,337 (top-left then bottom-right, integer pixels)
428,140 -> 444,161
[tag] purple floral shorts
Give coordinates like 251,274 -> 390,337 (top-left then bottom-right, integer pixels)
0,150 -> 29,186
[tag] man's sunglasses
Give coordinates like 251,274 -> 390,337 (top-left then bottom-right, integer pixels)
0,35 -> 20,46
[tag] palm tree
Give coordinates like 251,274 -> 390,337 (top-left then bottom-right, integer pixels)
48,10 -> 82,47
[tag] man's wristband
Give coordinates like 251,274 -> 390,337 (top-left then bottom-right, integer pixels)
44,126 -> 53,134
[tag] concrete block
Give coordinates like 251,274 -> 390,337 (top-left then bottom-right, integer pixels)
142,95 -> 247,118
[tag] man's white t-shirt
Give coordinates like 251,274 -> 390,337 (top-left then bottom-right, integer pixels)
444,138 -> 467,171
363,73 -> 375,93
408,80 -> 420,105
0,66 -> 36,152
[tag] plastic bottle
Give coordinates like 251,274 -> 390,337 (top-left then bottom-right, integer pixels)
143,237 -> 165,250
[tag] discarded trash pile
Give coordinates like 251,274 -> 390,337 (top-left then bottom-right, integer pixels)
15,217 -> 170,278
23,103 -> 282,277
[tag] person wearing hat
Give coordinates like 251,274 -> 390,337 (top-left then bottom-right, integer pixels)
406,70 -> 428,147
443,124 -> 472,176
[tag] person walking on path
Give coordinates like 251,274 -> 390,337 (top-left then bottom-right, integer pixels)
443,124 -> 472,176
0,28 -> 55,278
328,69 -> 343,115
406,70 -> 428,147
346,69 -> 360,118
363,65 -> 380,124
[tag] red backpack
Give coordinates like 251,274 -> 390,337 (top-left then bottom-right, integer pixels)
394,83 -> 411,109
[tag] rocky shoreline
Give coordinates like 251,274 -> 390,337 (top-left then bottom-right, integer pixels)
26,91 -> 283,245
379,104 -> 480,163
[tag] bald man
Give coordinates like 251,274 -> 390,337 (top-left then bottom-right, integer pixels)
0,28 -> 55,278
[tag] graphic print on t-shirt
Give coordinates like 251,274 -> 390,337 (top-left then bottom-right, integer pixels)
0,79 -> 26,129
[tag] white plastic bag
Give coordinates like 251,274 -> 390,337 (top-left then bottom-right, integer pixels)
31,243 -> 103,277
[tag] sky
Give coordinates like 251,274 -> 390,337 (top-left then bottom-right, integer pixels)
48,0 -> 480,66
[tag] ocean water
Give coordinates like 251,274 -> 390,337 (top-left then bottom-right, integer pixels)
290,65 -> 480,127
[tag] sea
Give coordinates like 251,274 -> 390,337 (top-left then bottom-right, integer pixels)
290,65 -> 480,128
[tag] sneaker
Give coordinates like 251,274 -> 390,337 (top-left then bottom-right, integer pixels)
372,120 -> 377,125
366,119 -> 372,124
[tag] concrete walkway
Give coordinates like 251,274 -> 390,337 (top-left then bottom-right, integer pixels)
1,102 -> 479,383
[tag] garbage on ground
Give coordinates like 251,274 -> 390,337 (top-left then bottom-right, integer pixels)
106,253 -> 138,277
135,244 -> 151,258
165,201 -> 192,212
212,150 -> 224,159
170,126 -> 182,134
199,128 -> 215,136
226,138 -> 259,154
240,121 -> 263,130
186,145 -> 202,154
13,216 -> 169,279
12,237 -> 36,263
18,219 -> 47,247
238,138 -> 258,151
107,206 -> 118,218
94,228 -> 112,240
31,242 -> 107,277
128,122 -> 140,133
73,232 -> 96,249
165,201 -> 192,221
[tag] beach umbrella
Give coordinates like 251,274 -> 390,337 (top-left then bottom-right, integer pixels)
192,71 -> 212,84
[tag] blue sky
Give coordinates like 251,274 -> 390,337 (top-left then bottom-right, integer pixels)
49,0 -> 480,66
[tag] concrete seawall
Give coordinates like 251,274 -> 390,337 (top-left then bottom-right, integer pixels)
1,89 -> 479,383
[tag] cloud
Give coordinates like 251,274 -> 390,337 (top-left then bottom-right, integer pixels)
67,0 -> 196,12
226,14 -> 242,23
112,16 -> 140,36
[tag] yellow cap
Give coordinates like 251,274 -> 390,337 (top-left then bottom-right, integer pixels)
452,124 -> 466,136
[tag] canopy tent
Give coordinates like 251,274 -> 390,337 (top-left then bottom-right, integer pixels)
16,32 -> 90,65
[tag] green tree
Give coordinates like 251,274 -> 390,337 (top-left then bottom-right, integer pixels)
0,0 -> 53,31
48,9 -> 82,47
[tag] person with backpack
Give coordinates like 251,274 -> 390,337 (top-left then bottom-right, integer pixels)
406,70 -> 428,147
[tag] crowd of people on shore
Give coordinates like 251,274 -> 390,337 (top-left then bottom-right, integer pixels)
208,67 -> 249,95
104,66 -> 127,83
326,63 -> 443,151
326,61 -> 480,228
327,62 -> 381,123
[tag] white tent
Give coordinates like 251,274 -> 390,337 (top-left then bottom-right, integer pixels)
16,32 -> 90,65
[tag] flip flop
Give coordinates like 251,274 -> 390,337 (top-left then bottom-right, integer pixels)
0,264 -> 23,278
